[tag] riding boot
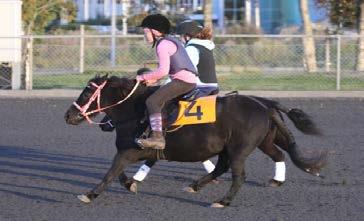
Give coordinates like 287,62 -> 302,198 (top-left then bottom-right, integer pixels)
136,131 -> 165,150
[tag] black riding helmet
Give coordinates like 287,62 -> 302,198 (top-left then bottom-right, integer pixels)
176,20 -> 203,38
139,14 -> 171,48
139,14 -> 171,34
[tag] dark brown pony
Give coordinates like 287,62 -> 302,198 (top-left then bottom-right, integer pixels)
64,75 -> 327,207
99,94 -> 325,193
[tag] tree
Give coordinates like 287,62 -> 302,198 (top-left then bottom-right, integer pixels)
21,0 -> 76,89
22,0 -> 76,35
315,0 -> 363,71
357,2 -> 364,71
315,0 -> 357,29
300,0 -> 317,72
203,0 -> 213,29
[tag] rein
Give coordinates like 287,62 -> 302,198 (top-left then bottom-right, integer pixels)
73,80 -> 140,124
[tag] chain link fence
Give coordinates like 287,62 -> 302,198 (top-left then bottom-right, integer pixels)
1,34 -> 364,90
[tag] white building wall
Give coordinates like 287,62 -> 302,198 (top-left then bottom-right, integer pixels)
75,0 -> 129,21
0,0 -> 22,89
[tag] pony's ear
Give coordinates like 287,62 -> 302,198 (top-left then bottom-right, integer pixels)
102,74 -> 109,80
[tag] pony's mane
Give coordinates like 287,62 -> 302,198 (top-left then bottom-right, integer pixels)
108,76 -> 135,91
89,75 -> 134,89
89,74 -> 156,98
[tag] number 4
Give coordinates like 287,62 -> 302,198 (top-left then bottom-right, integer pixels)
184,101 -> 203,120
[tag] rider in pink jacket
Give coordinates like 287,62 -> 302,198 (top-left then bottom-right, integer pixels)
135,14 -> 198,150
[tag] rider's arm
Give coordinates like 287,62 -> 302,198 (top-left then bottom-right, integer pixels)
137,40 -> 177,82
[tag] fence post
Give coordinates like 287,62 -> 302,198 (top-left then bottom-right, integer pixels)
79,25 -> 84,73
336,35 -> 341,91
325,36 -> 331,72
25,36 -> 33,90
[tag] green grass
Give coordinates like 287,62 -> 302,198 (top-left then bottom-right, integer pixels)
33,71 -> 364,91
218,73 -> 364,91
33,71 -> 134,89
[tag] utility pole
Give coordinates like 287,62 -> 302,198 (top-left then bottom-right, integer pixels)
111,0 -> 116,66
122,0 -> 129,36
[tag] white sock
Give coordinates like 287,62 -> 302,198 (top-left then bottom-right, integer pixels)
133,164 -> 151,182
273,162 -> 286,182
202,160 -> 215,173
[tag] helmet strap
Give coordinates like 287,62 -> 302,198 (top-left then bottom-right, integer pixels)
152,33 -> 157,48
149,29 -> 157,48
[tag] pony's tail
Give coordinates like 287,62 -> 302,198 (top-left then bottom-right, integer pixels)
275,104 -> 322,136
248,96 -> 322,136
270,110 -> 328,176
287,143 -> 328,176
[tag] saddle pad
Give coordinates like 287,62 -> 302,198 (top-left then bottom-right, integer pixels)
172,95 -> 217,126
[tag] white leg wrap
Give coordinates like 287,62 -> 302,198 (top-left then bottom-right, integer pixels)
133,164 -> 151,182
202,160 -> 215,173
273,162 -> 286,182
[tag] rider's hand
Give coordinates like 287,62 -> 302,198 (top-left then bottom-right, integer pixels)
136,75 -> 157,86
136,75 -> 144,82
145,79 -> 158,86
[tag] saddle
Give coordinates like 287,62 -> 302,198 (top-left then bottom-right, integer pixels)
162,86 -> 218,128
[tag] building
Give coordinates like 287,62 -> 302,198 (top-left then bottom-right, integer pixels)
73,0 -> 132,21
72,0 -> 326,34
0,0 -> 22,89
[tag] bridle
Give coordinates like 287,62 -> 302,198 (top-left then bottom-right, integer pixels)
73,79 -> 140,124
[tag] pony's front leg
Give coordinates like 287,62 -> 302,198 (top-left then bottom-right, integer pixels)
121,159 -> 158,194
77,152 -> 130,203
118,172 -> 139,194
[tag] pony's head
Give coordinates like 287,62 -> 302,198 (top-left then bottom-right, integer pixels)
64,74 -> 141,125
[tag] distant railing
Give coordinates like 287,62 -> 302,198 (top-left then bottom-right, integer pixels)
0,34 -> 363,91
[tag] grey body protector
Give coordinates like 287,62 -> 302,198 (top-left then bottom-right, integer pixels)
156,36 -> 197,76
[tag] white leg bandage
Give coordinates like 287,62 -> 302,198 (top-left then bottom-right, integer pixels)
133,164 -> 151,182
202,160 -> 215,173
273,162 -> 286,182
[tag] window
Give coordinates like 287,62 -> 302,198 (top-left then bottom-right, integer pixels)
97,0 -> 104,4
225,0 -> 244,23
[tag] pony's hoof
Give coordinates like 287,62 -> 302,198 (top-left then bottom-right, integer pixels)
129,182 -> 138,194
268,179 -> 284,187
182,186 -> 197,193
77,194 -> 91,203
305,168 -> 321,177
210,203 -> 224,208
211,179 -> 220,184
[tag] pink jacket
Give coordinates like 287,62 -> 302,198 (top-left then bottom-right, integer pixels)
137,39 -> 197,84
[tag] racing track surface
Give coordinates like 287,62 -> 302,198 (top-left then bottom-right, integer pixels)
0,97 -> 362,221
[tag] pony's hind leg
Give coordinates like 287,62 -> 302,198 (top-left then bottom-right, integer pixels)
185,151 -> 229,193
258,127 -> 286,187
211,153 -> 248,208
271,110 -> 328,177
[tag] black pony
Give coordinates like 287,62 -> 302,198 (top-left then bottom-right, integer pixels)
64,75 -> 327,207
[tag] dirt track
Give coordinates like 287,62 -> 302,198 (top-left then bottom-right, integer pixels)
0,98 -> 362,221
